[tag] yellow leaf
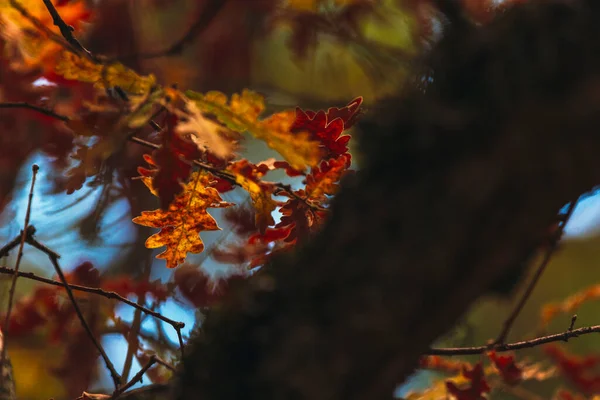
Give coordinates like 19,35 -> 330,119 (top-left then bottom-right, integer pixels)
175,100 -> 235,159
55,51 -> 156,95
232,173 -> 277,234
185,89 -> 322,171
132,172 -> 233,269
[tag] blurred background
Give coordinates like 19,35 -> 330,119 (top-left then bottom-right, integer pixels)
1,0 -> 600,399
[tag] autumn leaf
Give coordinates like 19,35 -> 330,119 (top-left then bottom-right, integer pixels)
133,171 -> 233,269
138,113 -> 201,209
292,97 -> 362,158
185,89 -> 322,171
305,153 -> 352,202
174,99 -> 236,160
226,159 -> 278,234
445,363 -> 490,400
55,51 -> 156,95
544,344 -> 600,396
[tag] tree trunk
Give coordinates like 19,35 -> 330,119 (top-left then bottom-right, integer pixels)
174,1 -> 600,399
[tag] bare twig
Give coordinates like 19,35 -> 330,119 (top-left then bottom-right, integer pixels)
41,0 -> 98,62
0,102 -> 69,122
0,231 -> 184,330
8,0 -> 79,55
122,254 -> 153,382
1,165 -> 38,373
427,323 -> 600,356
112,355 -> 156,397
22,233 -> 122,388
0,102 -> 329,213
494,198 -> 579,345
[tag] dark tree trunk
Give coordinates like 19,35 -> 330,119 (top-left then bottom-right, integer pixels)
174,1 -> 600,399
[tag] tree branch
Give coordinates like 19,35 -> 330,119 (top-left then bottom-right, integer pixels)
23,232 -> 122,388
427,323 -> 600,356
493,198 -> 580,345
0,228 -> 185,332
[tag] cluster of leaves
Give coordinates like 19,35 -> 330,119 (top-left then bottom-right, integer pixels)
4,0 -> 600,399
408,352 -> 556,400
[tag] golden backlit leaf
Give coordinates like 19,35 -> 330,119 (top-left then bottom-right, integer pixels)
232,173 -> 277,234
185,89 -> 321,171
55,51 -> 156,95
175,100 -> 235,159
132,172 -> 233,269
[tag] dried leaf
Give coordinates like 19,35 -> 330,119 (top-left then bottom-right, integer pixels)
175,99 -> 235,160
55,51 -> 155,95
139,114 -> 200,209
185,89 -> 322,170
133,172 -> 233,268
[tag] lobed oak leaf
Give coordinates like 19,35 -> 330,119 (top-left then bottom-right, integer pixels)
185,89 -> 322,171
55,51 -> 156,95
275,195 -> 327,244
175,99 -> 236,160
292,97 -> 362,158
133,172 -> 233,268
305,153 -> 352,202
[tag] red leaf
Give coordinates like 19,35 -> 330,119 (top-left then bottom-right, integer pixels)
139,114 -> 201,209
445,363 -> 490,400
488,351 -> 522,385
544,344 -> 600,395
292,97 -> 362,158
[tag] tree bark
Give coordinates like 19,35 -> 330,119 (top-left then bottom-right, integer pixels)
173,1 -> 600,399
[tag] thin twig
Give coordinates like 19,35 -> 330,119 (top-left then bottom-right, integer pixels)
8,0 -> 79,55
0,101 -> 330,212
112,355 -> 157,398
494,198 -> 579,345
1,165 -> 38,382
0,232 -> 184,330
176,327 -> 185,358
122,254 -> 153,382
41,0 -> 98,62
0,102 -> 69,122
22,233 -> 122,388
427,323 -> 600,356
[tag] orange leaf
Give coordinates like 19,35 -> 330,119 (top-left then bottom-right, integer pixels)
133,171 -> 233,268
